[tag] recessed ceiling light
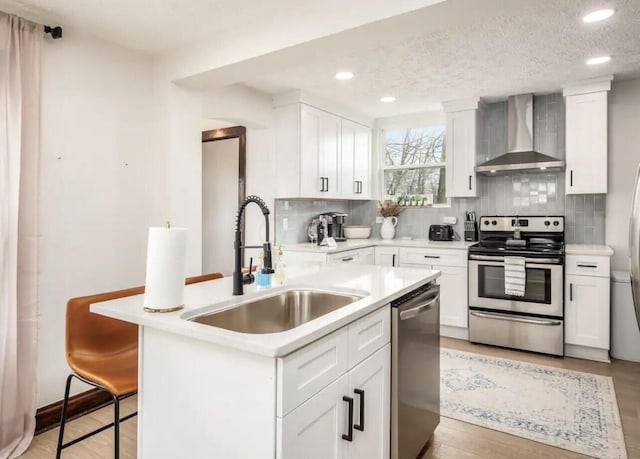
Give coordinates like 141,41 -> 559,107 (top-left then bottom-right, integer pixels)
586,55 -> 611,65
490,170 -> 497,173
380,96 -> 396,103
583,9 -> 614,23
335,71 -> 354,80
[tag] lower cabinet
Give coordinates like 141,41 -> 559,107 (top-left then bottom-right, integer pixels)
565,274 -> 610,350
279,345 -> 390,459
374,247 -> 399,267
564,253 -> 612,362
437,265 -> 468,329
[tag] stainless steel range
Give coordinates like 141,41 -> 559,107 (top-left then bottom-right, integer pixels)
468,216 -> 565,356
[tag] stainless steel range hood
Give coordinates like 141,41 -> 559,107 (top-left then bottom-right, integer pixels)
475,94 -> 565,175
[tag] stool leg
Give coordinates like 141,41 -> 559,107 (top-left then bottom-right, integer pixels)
113,395 -> 120,459
56,374 -> 74,459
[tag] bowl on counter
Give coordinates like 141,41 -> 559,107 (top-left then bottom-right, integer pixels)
344,225 -> 372,239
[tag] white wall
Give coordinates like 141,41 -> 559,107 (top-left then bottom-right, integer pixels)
202,138 -> 239,276
607,78 -> 640,271
38,28 -> 159,406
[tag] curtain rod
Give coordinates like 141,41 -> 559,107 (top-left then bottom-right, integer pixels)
44,25 -> 62,39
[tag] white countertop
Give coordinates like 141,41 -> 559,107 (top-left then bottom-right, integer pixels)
91,262 -> 440,358
565,244 -> 614,256
283,238 -> 475,254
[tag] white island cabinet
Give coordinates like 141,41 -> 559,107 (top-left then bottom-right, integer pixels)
91,263 -> 438,459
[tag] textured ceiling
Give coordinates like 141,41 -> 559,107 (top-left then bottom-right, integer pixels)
0,0 -> 442,55
244,0 -> 640,118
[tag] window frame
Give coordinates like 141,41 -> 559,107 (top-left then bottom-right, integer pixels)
379,126 -> 451,208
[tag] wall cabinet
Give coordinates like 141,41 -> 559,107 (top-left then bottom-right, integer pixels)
374,247 -> 399,267
564,253 -> 611,362
275,102 -> 372,200
443,99 -> 482,198
341,120 -> 372,200
563,78 -> 611,195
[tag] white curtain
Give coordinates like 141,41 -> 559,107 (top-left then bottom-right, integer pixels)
0,12 -> 41,459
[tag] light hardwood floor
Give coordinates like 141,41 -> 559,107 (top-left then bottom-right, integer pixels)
21,338 -> 640,459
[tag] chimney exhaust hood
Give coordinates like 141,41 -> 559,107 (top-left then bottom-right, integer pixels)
475,94 -> 565,175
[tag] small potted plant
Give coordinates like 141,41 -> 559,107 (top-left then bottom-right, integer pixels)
378,200 -> 403,240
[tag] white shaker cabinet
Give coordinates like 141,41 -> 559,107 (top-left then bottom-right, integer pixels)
564,253 -> 611,362
563,77 -> 611,195
443,98 -> 483,198
398,247 -> 468,339
300,104 -> 341,198
374,247 -> 399,267
341,119 -> 372,200
275,101 -> 372,200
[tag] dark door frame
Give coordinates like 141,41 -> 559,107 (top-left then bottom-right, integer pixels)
202,125 -> 247,267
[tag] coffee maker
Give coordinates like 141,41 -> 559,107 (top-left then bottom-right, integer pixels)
308,212 -> 348,243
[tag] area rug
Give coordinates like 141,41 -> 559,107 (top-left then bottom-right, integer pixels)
440,348 -> 627,459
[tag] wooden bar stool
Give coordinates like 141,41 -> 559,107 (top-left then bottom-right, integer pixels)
56,273 -> 223,458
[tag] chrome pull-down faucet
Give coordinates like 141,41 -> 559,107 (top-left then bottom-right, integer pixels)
233,196 -> 274,295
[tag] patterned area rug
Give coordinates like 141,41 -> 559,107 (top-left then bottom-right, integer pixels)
440,349 -> 627,459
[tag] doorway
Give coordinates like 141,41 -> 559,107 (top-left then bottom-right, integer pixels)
202,126 -> 246,275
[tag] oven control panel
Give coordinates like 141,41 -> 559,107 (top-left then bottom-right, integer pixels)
480,216 -> 564,232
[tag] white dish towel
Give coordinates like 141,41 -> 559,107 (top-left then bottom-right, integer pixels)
504,257 -> 526,297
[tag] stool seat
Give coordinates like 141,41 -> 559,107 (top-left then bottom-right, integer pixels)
68,346 -> 137,396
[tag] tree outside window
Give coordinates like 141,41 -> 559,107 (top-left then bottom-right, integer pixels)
383,126 -> 447,205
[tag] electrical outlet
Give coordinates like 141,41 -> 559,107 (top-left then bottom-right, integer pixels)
282,218 -> 288,231
443,216 -> 457,225
376,216 -> 384,224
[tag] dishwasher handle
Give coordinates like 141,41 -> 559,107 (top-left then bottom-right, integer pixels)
398,285 -> 440,321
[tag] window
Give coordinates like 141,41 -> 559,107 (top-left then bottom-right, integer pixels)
383,125 -> 447,206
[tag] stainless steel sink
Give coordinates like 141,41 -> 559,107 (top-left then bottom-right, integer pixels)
188,288 -> 364,334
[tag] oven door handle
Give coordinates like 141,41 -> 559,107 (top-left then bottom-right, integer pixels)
469,254 -> 562,264
470,311 -> 562,326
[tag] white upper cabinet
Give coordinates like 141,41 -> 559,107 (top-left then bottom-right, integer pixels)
563,77 -> 612,195
443,98 -> 483,198
299,104 -> 341,198
275,97 -> 373,200
341,119 -> 372,200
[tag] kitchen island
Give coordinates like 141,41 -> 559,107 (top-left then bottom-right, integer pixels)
91,262 -> 440,459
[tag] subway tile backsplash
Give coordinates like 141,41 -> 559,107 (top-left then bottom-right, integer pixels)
274,94 -> 605,245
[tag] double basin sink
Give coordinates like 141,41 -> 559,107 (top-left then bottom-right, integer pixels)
184,287 -> 366,334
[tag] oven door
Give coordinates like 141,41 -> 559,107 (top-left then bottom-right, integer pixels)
469,255 -> 563,317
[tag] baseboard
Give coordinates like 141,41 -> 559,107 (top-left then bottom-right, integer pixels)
440,325 -> 469,340
35,387 -> 113,435
564,344 -> 611,363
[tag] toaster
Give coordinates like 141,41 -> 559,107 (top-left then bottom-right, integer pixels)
429,224 -> 454,241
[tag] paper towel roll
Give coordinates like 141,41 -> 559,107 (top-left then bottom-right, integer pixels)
143,226 -> 188,312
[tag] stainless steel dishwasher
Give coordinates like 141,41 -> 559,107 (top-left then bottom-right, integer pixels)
391,281 -> 440,459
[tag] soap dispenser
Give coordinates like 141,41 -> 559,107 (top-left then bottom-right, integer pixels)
274,246 -> 287,286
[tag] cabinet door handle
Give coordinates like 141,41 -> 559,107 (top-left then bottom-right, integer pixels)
342,257 -> 354,262
325,177 -> 329,192
423,255 -> 440,259
320,177 -> 326,192
392,254 -> 396,266
569,283 -> 573,302
577,263 -> 598,268
570,170 -> 573,187
469,175 -> 472,190
342,396 -> 354,441
354,389 -> 365,432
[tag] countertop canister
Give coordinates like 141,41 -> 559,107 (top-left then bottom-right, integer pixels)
143,224 -> 188,313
